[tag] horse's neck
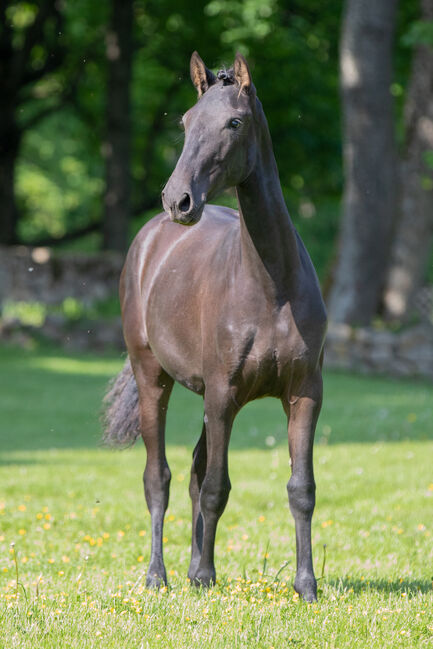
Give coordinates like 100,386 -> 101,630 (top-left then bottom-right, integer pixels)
236,108 -> 300,296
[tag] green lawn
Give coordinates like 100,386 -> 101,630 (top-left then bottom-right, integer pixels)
0,343 -> 432,648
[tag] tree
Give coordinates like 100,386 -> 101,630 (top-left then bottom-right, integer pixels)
327,0 -> 399,325
0,1 -> 64,245
102,0 -> 134,252
383,0 -> 433,320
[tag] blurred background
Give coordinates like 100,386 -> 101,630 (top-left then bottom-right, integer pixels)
0,0 -> 432,378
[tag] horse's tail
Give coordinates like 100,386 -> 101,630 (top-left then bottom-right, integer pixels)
101,357 -> 141,447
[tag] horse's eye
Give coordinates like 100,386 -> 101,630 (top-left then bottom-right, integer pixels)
229,118 -> 242,130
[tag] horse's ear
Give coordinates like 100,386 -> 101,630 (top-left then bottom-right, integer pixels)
233,52 -> 254,96
190,51 -> 216,98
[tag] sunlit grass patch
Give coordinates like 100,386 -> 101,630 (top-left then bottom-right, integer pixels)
26,355 -> 124,377
0,343 -> 432,647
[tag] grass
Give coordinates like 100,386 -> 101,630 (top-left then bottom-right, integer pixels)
0,342 -> 432,648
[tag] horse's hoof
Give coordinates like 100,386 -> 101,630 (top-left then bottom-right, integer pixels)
191,569 -> 215,588
146,571 -> 167,589
187,560 -> 200,582
294,575 -> 317,602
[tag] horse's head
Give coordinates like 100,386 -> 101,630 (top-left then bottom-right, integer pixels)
162,52 -> 258,225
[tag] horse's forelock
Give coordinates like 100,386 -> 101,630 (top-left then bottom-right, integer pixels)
217,67 -> 236,86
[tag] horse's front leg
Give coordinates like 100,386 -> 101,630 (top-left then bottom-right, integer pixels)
191,390 -> 237,587
131,351 -> 174,588
283,371 -> 323,602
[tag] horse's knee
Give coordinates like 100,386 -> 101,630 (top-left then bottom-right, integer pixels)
287,475 -> 315,518
200,474 -> 231,518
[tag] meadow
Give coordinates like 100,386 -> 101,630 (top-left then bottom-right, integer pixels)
0,343 -> 432,648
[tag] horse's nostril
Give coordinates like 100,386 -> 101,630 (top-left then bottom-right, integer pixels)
178,193 -> 191,213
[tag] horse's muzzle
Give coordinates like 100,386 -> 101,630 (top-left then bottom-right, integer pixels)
161,188 -> 205,225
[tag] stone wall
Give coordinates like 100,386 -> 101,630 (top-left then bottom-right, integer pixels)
0,245 -> 123,306
325,323 -> 433,380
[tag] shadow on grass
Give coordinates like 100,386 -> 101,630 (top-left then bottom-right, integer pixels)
327,577 -> 433,596
1,343 -> 432,453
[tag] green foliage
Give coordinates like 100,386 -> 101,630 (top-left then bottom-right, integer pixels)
1,296 -> 120,327
2,300 -> 46,327
14,0 -> 344,274
0,345 -> 432,647
10,0 -> 427,287
402,19 -> 433,47
17,111 -> 104,241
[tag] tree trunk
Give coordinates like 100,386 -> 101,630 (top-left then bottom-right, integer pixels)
328,0 -> 399,325
383,0 -> 433,320
102,0 -> 133,253
0,118 -> 20,245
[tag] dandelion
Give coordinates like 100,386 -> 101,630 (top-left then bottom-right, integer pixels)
18,529 -> 26,536
137,556 -> 144,562
18,505 -> 26,512
258,516 -> 266,523
139,530 -> 146,537
43,523 -> 50,530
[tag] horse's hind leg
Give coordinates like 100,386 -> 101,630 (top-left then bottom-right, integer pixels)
130,349 -> 174,588
188,422 -> 207,581
283,371 -> 323,602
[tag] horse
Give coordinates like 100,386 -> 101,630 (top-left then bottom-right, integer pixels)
103,52 -> 327,602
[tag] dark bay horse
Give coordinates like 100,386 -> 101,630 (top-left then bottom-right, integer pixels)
103,52 -> 327,602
